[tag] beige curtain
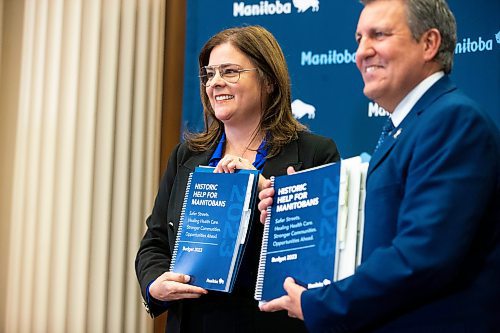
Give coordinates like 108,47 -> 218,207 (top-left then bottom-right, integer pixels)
1,0 -> 165,332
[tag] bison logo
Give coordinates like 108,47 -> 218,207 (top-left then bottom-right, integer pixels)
292,99 -> 316,120
496,31 -> 500,44
292,0 -> 319,13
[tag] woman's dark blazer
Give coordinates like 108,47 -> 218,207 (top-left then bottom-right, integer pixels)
135,131 -> 340,332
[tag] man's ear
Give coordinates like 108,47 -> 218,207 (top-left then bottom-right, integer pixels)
421,28 -> 441,62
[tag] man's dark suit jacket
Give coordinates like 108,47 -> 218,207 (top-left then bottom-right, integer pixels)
136,131 -> 340,333
302,76 -> 500,332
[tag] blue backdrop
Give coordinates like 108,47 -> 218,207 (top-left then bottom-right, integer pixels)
182,0 -> 500,157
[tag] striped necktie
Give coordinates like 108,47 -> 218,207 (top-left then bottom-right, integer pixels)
374,118 -> 395,153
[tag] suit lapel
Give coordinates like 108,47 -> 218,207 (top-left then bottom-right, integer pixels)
182,148 -> 215,172
368,75 -> 457,176
262,138 -> 302,177
368,131 -> 398,176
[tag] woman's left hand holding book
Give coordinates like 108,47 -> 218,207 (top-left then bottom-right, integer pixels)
149,271 -> 208,302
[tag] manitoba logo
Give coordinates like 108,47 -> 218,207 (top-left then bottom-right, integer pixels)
206,278 -> 225,284
233,0 -> 320,17
292,0 -> 319,13
292,99 -> 316,120
233,1 -> 291,16
301,49 -> 356,66
454,35 -> 494,54
368,102 -> 389,117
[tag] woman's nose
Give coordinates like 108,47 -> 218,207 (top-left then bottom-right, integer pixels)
210,68 -> 226,87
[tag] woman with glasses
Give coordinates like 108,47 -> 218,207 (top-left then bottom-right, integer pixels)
136,25 -> 340,333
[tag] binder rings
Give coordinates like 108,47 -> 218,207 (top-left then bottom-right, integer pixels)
169,167 -> 259,292
255,157 -> 367,303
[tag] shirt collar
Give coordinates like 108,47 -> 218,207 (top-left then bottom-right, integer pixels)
390,71 -> 444,127
208,132 -> 226,166
208,132 -> 268,171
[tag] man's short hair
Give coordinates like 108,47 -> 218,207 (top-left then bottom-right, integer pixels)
361,0 -> 457,73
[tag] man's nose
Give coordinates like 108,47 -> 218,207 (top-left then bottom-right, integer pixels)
356,37 -> 375,61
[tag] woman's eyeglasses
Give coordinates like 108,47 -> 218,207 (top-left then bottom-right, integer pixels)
199,63 -> 257,87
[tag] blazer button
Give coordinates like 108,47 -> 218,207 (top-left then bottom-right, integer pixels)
168,221 -> 174,229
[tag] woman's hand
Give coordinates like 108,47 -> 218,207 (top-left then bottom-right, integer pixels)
213,154 -> 255,174
149,272 -> 207,301
258,166 -> 296,224
258,178 -> 274,224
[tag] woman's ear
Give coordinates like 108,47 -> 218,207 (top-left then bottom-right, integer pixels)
265,81 -> 275,94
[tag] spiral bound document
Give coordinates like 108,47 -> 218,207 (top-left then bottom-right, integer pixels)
169,167 -> 258,292
255,157 -> 367,303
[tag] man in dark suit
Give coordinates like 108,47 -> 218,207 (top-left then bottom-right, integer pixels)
258,0 -> 500,331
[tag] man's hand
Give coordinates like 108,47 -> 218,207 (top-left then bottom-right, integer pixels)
259,277 -> 306,320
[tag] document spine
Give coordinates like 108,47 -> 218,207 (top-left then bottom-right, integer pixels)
169,172 -> 193,271
356,162 -> 369,267
254,176 -> 275,301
